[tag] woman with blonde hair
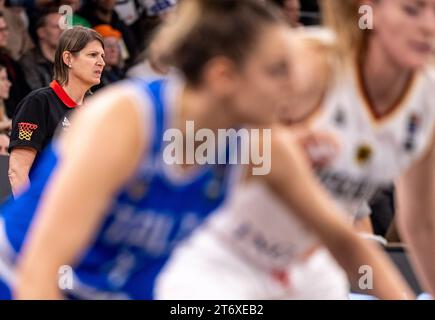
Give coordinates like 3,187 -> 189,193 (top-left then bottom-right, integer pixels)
156,0 -> 435,299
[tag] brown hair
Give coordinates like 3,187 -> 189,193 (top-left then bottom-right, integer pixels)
154,0 -> 285,86
53,26 -> 104,86
35,6 -> 61,30
321,0 -> 368,62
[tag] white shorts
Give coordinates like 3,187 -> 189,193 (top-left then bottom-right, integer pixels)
155,228 -> 350,300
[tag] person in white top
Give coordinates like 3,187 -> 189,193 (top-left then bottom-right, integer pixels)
155,0 -> 435,300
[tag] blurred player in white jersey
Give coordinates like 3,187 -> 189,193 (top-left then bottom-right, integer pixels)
156,0 -> 435,300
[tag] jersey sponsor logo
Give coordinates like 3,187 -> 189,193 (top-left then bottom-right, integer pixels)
317,169 -> 380,202
103,204 -> 202,257
18,122 -> 38,141
232,223 -> 299,261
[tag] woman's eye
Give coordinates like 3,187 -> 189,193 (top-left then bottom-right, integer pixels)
403,5 -> 420,16
268,64 -> 288,77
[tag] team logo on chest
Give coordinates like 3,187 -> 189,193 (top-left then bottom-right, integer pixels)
355,144 -> 373,166
403,113 -> 421,152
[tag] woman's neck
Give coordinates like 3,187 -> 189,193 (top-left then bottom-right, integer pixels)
361,38 -> 413,116
179,86 -> 239,134
61,79 -> 89,105
170,85 -> 241,170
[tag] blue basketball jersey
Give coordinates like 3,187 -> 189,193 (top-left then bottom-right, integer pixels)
0,78 -> 236,299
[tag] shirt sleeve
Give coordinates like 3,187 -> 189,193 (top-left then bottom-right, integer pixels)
8,92 -> 48,153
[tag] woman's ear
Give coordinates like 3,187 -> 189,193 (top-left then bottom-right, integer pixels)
62,51 -> 72,68
202,56 -> 239,96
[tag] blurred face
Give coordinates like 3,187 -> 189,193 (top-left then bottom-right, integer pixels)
67,40 -> 105,87
230,25 -> 292,125
0,17 -> 9,48
367,0 -> 435,69
283,0 -> 300,27
0,68 -> 11,100
38,13 -> 63,49
97,0 -> 116,12
103,36 -> 120,67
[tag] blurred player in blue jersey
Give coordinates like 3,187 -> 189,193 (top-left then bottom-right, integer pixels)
0,0 -> 294,299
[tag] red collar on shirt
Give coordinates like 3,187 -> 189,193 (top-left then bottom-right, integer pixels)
49,80 -> 78,108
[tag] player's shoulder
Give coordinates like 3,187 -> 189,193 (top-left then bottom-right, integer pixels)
95,77 -> 171,108
291,26 -> 336,53
13,87 -> 54,118
76,77 -> 173,131
18,87 -> 53,106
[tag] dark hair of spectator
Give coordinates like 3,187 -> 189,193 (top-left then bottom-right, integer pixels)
270,0 -> 286,8
155,0 -> 284,87
53,26 -> 104,86
35,6 -> 62,31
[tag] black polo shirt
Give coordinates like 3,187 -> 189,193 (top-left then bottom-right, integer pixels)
9,80 -> 78,156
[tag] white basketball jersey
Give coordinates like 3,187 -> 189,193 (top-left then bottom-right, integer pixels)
310,63 -> 435,213
204,61 -> 435,270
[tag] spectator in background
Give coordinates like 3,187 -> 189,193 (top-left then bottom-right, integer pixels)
19,8 -> 62,91
111,0 -> 178,55
79,0 -> 138,66
59,0 -> 91,27
126,0 -> 178,79
0,12 -> 31,118
25,0 -> 90,46
8,26 -> 105,197
126,37 -> 170,79
7,0 -> 53,9
113,0 -> 143,27
0,0 -> 34,60
93,24 -> 124,90
0,63 -> 11,134
270,0 -> 301,27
